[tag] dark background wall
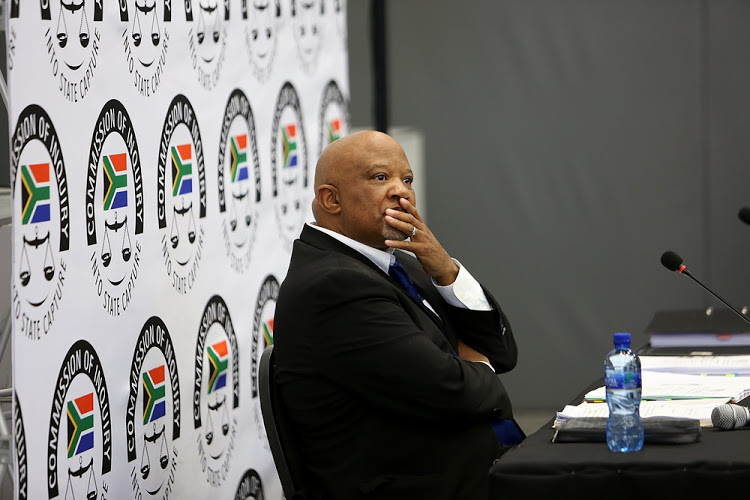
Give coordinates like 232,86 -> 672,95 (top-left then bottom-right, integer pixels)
347,0 -> 750,410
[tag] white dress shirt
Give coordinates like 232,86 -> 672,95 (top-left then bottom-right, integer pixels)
307,223 -> 492,312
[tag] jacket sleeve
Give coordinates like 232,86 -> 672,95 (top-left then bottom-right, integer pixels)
310,267 -> 513,424
441,286 -> 518,374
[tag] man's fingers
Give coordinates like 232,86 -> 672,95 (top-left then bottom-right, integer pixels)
385,214 -> 417,236
399,197 -> 424,223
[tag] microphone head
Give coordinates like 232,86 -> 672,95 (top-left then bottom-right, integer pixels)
739,206 -> 750,226
711,403 -> 750,430
660,250 -> 684,272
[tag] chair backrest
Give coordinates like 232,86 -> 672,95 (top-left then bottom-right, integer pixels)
258,344 -> 306,499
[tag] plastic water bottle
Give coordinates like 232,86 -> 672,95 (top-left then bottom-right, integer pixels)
604,332 -> 644,452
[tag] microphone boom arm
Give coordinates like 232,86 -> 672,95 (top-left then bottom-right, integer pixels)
682,269 -> 750,327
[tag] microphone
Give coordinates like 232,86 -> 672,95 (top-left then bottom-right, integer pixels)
739,207 -> 750,226
660,250 -> 750,327
711,403 -> 750,430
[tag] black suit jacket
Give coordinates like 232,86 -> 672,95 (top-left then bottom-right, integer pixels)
274,225 -> 519,500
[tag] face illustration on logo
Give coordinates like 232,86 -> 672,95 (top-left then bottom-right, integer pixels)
17,142 -> 59,308
63,384 -> 101,500
158,96 -> 206,294
292,0 -> 322,72
54,0 -> 93,70
227,133 -> 255,248
318,81 -> 349,158
194,0 -> 223,64
99,152 -> 132,287
202,332 -> 233,461
225,128 -> 257,252
275,118 -> 307,241
129,0 -> 163,67
235,469 -> 265,500
168,140 -> 197,267
137,359 -> 173,496
246,0 -> 279,80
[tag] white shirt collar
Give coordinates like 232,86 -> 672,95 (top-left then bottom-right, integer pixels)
307,222 -> 395,274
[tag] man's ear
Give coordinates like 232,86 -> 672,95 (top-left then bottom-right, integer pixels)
316,184 -> 341,214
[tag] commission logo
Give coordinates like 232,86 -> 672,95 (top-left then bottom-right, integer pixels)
157,94 -> 207,294
186,0 -> 230,90
86,100 -> 144,317
243,0 -> 280,82
47,340 -> 111,499
250,275 -> 278,443
193,295 -> 240,486
235,469 -> 264,500
14,391 -> 28,500
318,80 -> 349,156
119,0 -> 172,97
271,82 -> 308,249
17,0 -> 105,102
126,316 -> 181,500
291,0 -> 323,74
10,105 -> 69,340
217,89 -> 260,274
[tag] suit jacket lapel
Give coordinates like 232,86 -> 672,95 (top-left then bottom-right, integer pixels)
299,226 -> 450,334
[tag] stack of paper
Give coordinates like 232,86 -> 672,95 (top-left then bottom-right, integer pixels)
583,370 -> 750,403
555,399 -> 726,428
557,355 -> 750,429
640,355 -> 750,376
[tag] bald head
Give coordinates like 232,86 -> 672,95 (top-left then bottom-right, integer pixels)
311,130 -> 415,247
314,130 -> 402,190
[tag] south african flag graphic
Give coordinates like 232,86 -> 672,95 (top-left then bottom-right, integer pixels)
143,365 -> 166,425
230,134 -> 249,183
103,153 -> 128,211
327,118 -> 342,143
263,319 -> 274,347
282,124 -> 298,169
67,393 -> 95,458
207,340 -> 229,394
20,163 -> 51,225
171,144 -> 193,196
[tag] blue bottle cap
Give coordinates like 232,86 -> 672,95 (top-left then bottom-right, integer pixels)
613,332 -> 631,346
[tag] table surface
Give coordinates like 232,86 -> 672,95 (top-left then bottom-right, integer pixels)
490,356 -> 750,498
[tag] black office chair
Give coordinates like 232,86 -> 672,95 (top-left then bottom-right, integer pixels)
258,344 -> 307,499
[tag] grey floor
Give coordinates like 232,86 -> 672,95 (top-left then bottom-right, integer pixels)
514,407 -> 557,436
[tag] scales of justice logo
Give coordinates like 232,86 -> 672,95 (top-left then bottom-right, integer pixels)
85,100 -> 144,317
185,0 -> 230,90
217,89 -> 261,274
271,82 -> 308,249
243,0 -> 280,82
291,0 -> 323,74
10,105 -> 69,340
46,340 -> 112,500
193,295 -> 240,487
234,469 -> 264,500
318,80 -> 349,156
126,316 -> 181,500
17,0 -> 105,102
250,275 -> 278,445
119,0 -> 172,97
157,94 -> 207,294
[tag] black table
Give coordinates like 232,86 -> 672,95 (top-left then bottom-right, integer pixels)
490,373 -> 750,498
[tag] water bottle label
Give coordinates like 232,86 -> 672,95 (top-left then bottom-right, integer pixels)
605,372 -> 641,389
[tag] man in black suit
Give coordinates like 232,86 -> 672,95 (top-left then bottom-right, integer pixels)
273,130 -> 521,499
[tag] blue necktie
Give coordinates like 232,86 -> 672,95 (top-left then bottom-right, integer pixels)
389,256 -> 423,302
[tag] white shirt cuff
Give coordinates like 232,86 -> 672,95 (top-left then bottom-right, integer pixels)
433,259 -> 492,311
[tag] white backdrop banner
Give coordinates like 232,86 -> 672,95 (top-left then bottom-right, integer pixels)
7,1 -> 349,498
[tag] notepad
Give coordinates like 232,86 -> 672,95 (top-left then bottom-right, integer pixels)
583,371 -> 750,403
